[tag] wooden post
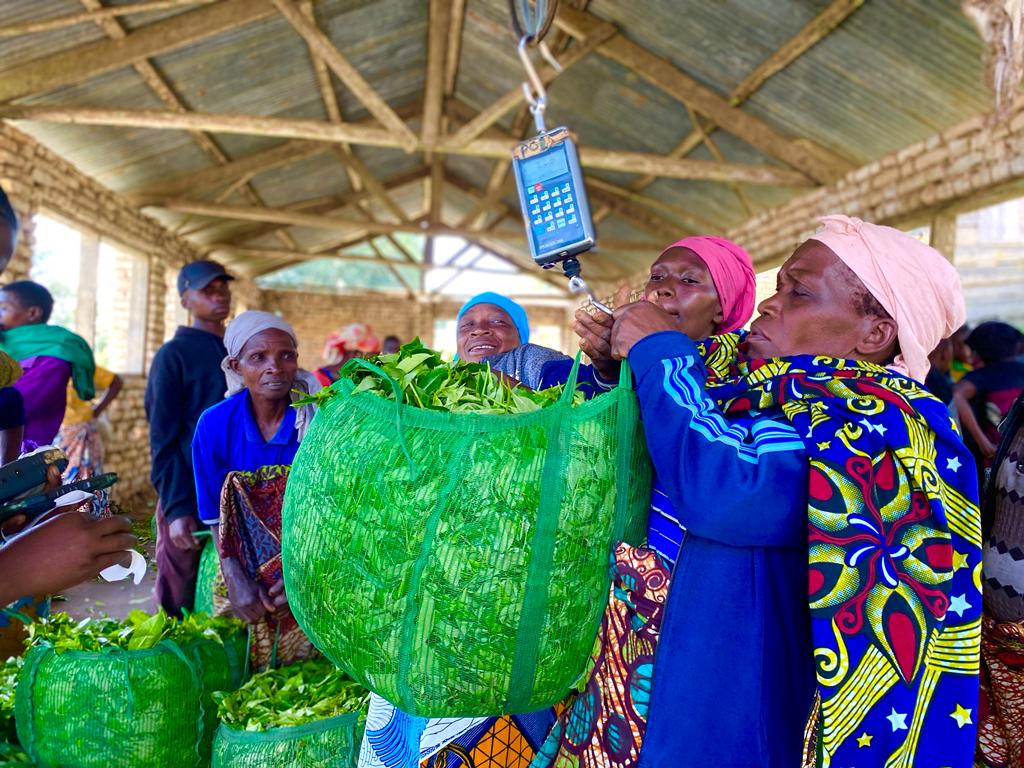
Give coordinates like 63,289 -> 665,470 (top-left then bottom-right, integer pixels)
929,211 -> 958,262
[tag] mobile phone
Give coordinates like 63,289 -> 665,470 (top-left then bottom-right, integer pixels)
0,448 -> 67,504
0,472 -> 118,527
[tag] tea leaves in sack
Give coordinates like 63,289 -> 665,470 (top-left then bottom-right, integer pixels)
283,343 -> 650,716
0,657 -> 29,765
15,611 -> 246,768
212,659 -> 367,767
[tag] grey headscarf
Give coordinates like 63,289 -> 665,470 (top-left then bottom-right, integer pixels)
220,310 -> 321,441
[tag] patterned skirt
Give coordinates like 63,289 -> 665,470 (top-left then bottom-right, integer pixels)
54,421 -> 109,519
359,695 -> 565,768
215,465 -> 317,671
528,543 -> 671,768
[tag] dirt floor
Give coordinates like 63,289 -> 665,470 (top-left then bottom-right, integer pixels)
56,539 -> 157,621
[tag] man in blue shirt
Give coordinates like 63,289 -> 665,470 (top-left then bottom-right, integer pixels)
145,260 -> 233,616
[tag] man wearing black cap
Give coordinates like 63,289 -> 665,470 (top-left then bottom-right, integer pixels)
145,260 -> 233,616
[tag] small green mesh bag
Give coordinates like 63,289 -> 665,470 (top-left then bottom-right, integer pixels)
194,536 -> 219,616
283,358 -> 651,716
14,634 -> 248,768
212,712 -> 364,768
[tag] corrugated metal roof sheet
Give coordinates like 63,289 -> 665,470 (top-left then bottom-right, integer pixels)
0,0 -> 1003,284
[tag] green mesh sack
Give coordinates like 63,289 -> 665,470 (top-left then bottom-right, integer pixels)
212,713 -> 364,768
283,358 -> 651,716
14,632 -> 248,768
14,641 -> 206,767
194,536 -> 219,617
189,632 -> 250,763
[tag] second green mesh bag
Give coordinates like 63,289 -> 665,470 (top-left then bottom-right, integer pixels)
282,358 -> 651,717
194,536 -> 219,616
212,713 -> 364,768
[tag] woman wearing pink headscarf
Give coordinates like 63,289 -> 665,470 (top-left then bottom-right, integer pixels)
532,235 -> 757,768
313,323 -> 382,387
599,216 -> 975,768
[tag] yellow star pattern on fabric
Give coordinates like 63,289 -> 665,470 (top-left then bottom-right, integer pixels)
817,441 -> 832,451
857,732 -> 873,748
950,704 -> 973,728
952,551 -> 969,571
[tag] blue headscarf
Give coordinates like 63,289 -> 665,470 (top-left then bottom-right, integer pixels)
456,292 -> 530,346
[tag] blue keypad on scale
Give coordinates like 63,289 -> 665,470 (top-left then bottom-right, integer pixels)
528,177 -> 583,251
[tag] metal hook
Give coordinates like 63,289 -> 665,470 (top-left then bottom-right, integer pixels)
518,35 -> 561,133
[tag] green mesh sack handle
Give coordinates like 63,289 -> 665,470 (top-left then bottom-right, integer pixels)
193,533 -> 219,616
186,631 -> 250,763
283,354 -> 651,716
14,640 -> 206,767
211,711 -> 364,768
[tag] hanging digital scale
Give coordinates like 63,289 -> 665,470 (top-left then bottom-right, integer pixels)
511,127 -> 595,267
509,28 -> 611,313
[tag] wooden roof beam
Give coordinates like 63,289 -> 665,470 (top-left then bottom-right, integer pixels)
443,0 -> 468,98
270,0 -> 418,150
142,197 -> 664,251
129,140 -> 323,197
422,0 -> 451,148
552,5 -> 853,184
448,17 -> 618,145
597,0 -> 866,226
730,0 -> 866,106
297,0 -> 368,199
294,0 -> 413,229
438,136 -> 815,186
210,166 -> 429,248
2,105 -> 813,187
586,176 -> 720,232
76,0 -> 299,251
0,0 -> 283,103
0,1 -> 218,37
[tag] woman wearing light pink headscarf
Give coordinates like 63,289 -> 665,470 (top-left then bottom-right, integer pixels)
601,215 -> 976,768
313,323 -> 382,387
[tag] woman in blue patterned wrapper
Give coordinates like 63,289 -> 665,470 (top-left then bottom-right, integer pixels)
601,217 -> 978,768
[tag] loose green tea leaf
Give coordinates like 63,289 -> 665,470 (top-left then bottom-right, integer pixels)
214,659 -> 368,732
27,610 -> 244,654
306,338 -> 585,413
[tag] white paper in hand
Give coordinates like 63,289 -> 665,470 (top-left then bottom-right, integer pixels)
100,548 -> 147,586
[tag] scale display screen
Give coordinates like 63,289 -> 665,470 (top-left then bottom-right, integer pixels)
512,129 -> 595,265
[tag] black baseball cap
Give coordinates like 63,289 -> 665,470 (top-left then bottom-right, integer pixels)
177,260 -> 234,295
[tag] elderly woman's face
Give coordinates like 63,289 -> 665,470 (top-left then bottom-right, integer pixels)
457,303 -> 521,362
747,240 -> 885,360
231,329 -> 298,399
644,247 -> 723,339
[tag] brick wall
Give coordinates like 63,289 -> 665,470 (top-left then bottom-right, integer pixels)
0,124 -> 205,509
102,375 -> 151,513
261,289 -> 575,368
725,103 -> 1024,268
